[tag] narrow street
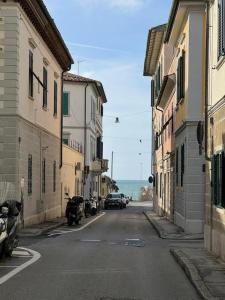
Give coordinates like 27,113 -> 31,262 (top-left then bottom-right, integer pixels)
0,203 -> 199,300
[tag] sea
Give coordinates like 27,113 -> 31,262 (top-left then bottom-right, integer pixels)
116,180 -> 151,201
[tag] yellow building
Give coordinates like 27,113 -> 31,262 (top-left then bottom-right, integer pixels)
164,0 -> 207,233
61,144 -> 84,214
205,0 -> 225,261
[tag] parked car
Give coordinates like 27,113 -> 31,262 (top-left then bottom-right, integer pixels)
104,193 -> 123,209
120,193 -> 128,208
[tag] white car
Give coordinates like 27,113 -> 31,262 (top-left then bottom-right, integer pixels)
120,193 -> 127,208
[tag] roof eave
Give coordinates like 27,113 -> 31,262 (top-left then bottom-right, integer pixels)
143,24 -> 167,77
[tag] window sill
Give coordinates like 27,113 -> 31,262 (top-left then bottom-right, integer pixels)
215,55 -> 225,70
42,106 -> 47,111
53,113 -> 57,118
28,96 -> 34,101
63,114 -> 70,117
214,205 -> 225,213
175,98 -> 184,111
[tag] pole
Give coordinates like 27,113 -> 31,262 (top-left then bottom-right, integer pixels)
111,151 -> 114,181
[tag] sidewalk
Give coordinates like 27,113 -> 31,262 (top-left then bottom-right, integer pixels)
18,217 -> 66,237
171,246 -> 225,300
144,210 -> 225,300
144,210 -> 203,240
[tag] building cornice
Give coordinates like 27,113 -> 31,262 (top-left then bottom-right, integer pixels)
15,0 -> 73,70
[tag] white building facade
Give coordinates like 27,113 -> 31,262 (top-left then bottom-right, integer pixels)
0,0 -> 73,225
63,73 -> 108,200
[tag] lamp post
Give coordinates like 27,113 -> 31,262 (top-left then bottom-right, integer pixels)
111,151 -> 114,181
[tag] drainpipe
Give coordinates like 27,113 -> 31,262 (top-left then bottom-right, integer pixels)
204,2 -> 212,251
83,83 -> 88,198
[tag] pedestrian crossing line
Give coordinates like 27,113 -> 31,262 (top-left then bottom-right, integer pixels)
81,239 -> 101,242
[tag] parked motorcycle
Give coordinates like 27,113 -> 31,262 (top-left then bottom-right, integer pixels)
84,197 -> 97,217
65,195 -> 83,226
0,200 -> 21,258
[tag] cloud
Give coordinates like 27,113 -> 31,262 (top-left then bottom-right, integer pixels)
67,41 -> 128,53
74,0 -> 146,12
109,0 -> 145,10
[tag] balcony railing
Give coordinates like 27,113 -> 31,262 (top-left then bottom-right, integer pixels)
91,159 -> 109,173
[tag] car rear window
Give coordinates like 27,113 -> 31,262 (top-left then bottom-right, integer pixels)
107,194 -> 121,199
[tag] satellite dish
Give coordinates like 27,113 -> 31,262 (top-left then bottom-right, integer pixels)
197,121 -> 204,145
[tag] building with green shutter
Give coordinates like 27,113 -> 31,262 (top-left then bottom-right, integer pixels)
63,73 -> 108,200
0,0 -> 73,226
205,0 -> 225,261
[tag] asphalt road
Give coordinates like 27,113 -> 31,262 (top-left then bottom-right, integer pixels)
0,202 -> 200,300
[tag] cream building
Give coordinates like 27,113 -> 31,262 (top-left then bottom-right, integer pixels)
0,0 -> 73,225
63,73 -> 108,200
205,0 -> 225,261
61,144 -> 84,213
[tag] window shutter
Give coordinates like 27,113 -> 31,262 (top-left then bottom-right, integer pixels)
43,67 -> 48,107
151,79 -> 155,107
63,92 -> 69,116
54,81 -> 57,115
218,0 -> 225,57
176,148 -> 179,185
29,51 -> 33,97
177,58 -> 181,103
222,151 -> 225,207
181,51 -> 185,99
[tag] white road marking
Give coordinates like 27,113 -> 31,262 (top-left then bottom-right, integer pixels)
47,212 -> 105,236
0,247 -> 41,285
0,266 -> 20,268
81,239 -> 101,242
125,239 -> 140,241
13,250 -> 31,256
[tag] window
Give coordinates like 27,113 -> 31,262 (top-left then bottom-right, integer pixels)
91,97 -> 96,123
155,65 -> 161,97
151,79 -> 155,107
43,67 -> 48,107
29,51 -> 33,97
159,173 -> 162,198
218,0 -> 225,58
63,133 -> 70,145
177,50 -> 185,103
155,173 -> 158,195
176,148 -> 179,186
28,154 -> 32,194
212,152 -> 225,208
54,81 -> 57,116
181,144 -> 185,187
101,105 -> 103,117
53,161 -> 56,192
63,92 -> 69,116
42,158 -> 46,193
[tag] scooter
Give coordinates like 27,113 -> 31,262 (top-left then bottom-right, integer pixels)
65,195 -> 83,226
0,200 -> 21,258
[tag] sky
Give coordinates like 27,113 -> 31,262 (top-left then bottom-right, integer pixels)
44,0 -> 172,180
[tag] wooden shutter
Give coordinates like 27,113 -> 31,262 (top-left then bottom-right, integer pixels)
218,0 -> 225,57
181,51 -> 185,99
63,92 -> 69,116
43,67 -> 48,107
151,79 -> 155,107
29,51 -> 33,97
54,81 -> 57,115
177,58 -> 181,103
181,144 -> 185,186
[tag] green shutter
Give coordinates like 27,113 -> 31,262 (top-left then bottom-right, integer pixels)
54,81 -> 57,115
218,0 -> 225,58
151,79 -> 155,107
63,92 -> 69,116
43,67 -> 48,107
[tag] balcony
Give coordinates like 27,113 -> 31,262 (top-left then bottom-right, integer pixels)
91,159 -> 108,173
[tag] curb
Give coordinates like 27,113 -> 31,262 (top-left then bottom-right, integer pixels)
170,248 -> 218,300
143,211 -> 167,239
18,219 -> 66,237
143,212 -> 203,241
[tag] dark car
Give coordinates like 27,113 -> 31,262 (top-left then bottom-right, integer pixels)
104,193 -> 123,209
